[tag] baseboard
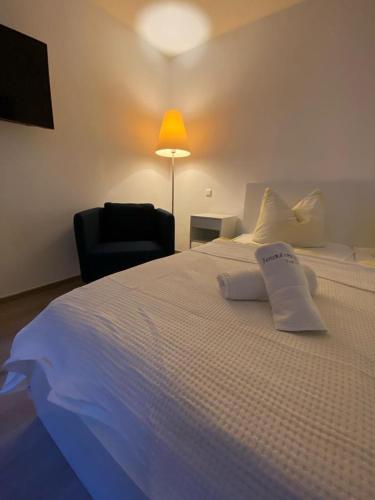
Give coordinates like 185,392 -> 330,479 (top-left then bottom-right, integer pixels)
0,275 -> 82,303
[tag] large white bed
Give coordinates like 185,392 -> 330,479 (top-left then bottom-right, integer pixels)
2,182 -> 375,499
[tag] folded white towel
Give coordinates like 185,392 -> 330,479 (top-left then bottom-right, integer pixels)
217,265 -> 317,301
255,242 -> 326,332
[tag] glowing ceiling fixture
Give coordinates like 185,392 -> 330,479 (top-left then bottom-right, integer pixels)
136,1 -> 211,56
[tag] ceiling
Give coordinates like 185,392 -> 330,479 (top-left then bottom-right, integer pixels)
94,0 -> 306,56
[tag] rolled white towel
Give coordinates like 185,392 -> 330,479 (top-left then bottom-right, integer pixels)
255,242 -> 326,332
217,265 -> 317,301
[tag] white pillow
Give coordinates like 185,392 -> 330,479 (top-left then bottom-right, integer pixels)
233,233 -> 257,244
252,188 -> 325,247
233,233 -> 354,262
354,247 -> 375,267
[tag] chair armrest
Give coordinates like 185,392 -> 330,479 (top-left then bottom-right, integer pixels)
74,208 -> 103,255
155,208 -> 175,255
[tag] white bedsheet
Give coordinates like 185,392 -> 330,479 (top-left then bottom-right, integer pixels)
2,240 -> 375,499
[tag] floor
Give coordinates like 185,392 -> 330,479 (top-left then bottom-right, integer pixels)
0,279 -> 91,499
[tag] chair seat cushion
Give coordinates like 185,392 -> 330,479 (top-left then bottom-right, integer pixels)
87,240 -> 166,280
103,203 -> 156,242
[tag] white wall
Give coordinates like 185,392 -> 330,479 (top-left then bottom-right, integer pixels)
0,0 -> 170,298
170,0 -> 375,250
2,0 -> 375,296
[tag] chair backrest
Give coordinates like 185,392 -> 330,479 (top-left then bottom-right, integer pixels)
103,203 -> 157,242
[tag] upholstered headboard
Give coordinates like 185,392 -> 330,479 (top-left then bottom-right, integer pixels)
242,181 -> 375,247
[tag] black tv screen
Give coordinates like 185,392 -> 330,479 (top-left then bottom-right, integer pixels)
0,24 -> 54,129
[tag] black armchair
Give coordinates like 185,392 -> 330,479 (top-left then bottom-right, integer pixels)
74,203 -> 174,282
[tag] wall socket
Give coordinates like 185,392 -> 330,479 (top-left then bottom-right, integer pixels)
205,188 -> 213,197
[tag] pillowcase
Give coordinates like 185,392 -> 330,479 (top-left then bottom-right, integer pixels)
232,233 -> 257,244
234,233 -> 354,262
354,247 -> 375,267
252,188 -> 325,247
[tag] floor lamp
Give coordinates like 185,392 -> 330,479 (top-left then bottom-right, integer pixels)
155,109 -> 191,214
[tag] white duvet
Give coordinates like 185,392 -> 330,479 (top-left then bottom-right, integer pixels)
2,240 -> 375,499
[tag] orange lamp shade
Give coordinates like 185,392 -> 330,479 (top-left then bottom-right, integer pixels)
155,109 -> 191,158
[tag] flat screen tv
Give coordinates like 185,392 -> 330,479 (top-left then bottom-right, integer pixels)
0,24 -> 54,129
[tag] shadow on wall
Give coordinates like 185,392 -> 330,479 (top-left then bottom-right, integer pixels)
95,82 -> 171,206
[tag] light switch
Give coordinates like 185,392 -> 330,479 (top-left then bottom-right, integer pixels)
205,188 -> 212,197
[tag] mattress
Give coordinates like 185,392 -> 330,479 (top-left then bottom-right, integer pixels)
2,240 -> 375,499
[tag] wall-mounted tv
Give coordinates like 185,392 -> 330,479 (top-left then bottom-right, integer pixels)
0,24 -> 54,129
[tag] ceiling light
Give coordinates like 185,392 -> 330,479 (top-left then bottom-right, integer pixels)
136,1 -> 211,56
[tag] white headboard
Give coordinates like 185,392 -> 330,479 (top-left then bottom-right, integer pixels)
242,181 -> 375,247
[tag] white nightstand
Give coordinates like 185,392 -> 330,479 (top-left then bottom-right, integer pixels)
190,213 -> 238,248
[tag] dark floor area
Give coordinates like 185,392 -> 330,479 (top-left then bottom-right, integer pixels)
0,279 -> 90,499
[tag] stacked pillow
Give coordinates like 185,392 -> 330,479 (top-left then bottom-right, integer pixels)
354,247 -> 375,267
252,188 -> 325,247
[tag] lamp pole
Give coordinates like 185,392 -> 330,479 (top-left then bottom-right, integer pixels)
171,152 -> 175,215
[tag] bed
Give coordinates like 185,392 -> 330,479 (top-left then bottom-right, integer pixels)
2,182 -> 375,500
